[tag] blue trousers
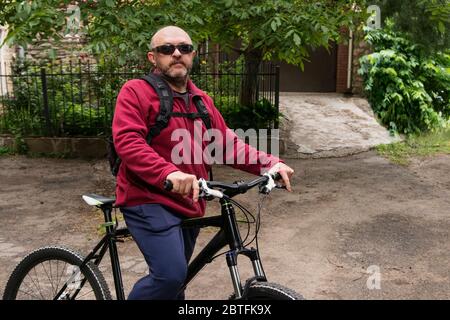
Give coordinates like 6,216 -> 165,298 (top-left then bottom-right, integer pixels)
120,204 -> 199,300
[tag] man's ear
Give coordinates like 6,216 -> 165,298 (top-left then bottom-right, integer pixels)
147,51 -> 156,65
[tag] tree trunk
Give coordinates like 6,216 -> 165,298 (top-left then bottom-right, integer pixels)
240,48 -> 263,107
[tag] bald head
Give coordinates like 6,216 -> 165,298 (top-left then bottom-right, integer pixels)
150,26 -> 193,49
147,25 -> 196,91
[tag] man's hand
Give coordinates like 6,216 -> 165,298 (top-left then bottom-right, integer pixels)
165,171 -> 200,202
267,162 -> 295,192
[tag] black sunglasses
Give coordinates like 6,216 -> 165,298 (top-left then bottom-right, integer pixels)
153,44 -> 194,55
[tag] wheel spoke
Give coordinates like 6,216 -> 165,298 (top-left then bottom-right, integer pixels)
41,260 -> 56,295
48,260 -> 56,296
10,249 -> 109,300
19,278 -> 38,299
17,288 -> 43,300
75,288 -> 95,299
55,260 -> 63,294
28,267 -> 46,299
55,261 -> 69,296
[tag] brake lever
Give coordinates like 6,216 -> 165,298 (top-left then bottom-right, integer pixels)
164,178 -> 224,200
199,178 -> 224,199
272,172 -> 287,189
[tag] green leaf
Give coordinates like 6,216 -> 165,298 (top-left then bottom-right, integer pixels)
293,33 -> 301,46
24,3 -> 31,15
438,21 -> 445,34
105,0 -> 115,8
284,29 -> 294,39
224,0 -> 234,8
271,20 -> 277,32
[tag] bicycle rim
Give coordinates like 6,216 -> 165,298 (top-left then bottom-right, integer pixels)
4,246 -> 111,300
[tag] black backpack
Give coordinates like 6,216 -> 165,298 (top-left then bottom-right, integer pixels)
107,73 -> 213,179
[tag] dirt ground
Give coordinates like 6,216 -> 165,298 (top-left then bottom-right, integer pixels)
1,151 -> 449,300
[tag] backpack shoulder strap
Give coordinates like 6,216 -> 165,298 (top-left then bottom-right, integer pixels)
141,74 -> 173,144
192,95 -> 211,130
192,95 -> 214,180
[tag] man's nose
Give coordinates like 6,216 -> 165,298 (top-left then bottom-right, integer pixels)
172,48 -> 182,57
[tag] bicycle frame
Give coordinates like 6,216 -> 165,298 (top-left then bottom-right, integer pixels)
78,196 -> 266,300
181,197 -> 267,299
74,205 -> 128,300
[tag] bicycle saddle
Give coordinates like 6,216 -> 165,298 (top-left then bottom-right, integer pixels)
82,194 -> 116,207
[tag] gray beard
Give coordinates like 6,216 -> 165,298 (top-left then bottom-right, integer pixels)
161,72 -> 188,89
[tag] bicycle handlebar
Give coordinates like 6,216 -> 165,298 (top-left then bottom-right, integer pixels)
163,172 -> 284,199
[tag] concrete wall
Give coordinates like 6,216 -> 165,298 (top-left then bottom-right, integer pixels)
0,135 -> 108,159
0,26 -> 15,94
0,134 -> 284,159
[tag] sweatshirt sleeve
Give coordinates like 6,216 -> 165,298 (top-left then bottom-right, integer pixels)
206,96 -> 283,176
112,83 -> 179,187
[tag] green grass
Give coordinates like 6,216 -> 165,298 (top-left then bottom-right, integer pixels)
376,128 -> 450,165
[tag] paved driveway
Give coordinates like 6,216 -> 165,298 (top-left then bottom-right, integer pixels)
1,152 -> 449,299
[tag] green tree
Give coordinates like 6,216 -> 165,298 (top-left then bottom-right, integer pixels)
374,0 -> 450,53
0,0 -> 186,63
198,0 -> 366,106
0,0 -> 367,106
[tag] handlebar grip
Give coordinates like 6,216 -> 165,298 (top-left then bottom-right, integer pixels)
163,179 -> 173,191
273,172 -> 282,181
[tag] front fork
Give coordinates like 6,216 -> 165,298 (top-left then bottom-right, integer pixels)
226,248 -> 267,299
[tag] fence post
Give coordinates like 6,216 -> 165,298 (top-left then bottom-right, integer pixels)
274,65 -> 280,129
40,67 -> 52,136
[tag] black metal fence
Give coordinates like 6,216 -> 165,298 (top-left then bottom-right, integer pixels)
0,55 -> 279,137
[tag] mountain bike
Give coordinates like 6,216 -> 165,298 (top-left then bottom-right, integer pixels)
3,172 -> 303,300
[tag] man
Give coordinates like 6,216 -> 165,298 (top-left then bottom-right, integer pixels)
112,26 -> 294,300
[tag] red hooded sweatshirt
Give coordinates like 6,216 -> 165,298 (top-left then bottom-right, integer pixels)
112,77 -> 282,217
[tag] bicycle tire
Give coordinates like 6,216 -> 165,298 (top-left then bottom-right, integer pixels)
231,282 -> 304,300
3,246 -> 112,300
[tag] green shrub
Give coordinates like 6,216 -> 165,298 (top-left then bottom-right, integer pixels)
359,22 -> 450,135
0,58 -> 142,136
1,56 -> 278,136
217,98 -> 280,129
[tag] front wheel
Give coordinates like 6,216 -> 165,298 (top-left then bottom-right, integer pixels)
3,246 -> 111,300
232,282 -> 304,300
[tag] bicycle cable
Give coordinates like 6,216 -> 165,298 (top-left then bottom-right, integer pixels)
228,198 -> 254,244
205,198 -> 253,262
254,193 -> 268,277
200,190 -> 268,263
243,193 -> 267,248
206,195 -> 260,262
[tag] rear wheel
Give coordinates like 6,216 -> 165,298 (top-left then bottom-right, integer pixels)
3,246 -> 111,300
231,282 -> 304,300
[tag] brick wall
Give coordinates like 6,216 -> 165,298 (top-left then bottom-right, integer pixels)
336,43 -> 349,93
25,35 -> 90,62
351,29 -> 371,95
335,27 -> 372,94
336,28 -> 350,93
